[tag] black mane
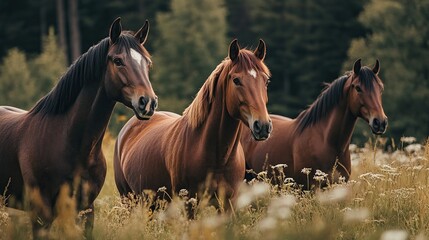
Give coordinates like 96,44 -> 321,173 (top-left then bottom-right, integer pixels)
29,32 -> 149,115
296,67 -> 382,133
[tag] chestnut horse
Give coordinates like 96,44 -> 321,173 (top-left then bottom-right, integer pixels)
242,59 -> 387,189
114,39 -> 272,209
0,18 -> 157,238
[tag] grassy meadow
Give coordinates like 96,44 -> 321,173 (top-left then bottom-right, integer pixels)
1,135 -> 429,240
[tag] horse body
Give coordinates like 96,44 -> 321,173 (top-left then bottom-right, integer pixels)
243,59 -> 387,188
115,39 -> 271,206
0,18 -> 157,238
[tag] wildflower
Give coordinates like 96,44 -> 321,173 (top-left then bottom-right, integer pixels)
400,136 -> 416,144
301,168 -> 312,175
257,216 -> 277,231
257,171 -> 268,179
267,195 -> 296,220
405,144 -> 422,154
380,230 -> 408,240
236,182 -> 270,209
343,208 -> 370,222
270,164 -> 288,169
313,169 -> 328,182
349,144 -> 358,153
317,186 -> 349,204
178,189 -> 189,198
157,186 -> 167,192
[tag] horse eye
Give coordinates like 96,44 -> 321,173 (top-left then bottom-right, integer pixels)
233,78 -> 242,86
113,58 -> 124,66
355,86 -> 362,93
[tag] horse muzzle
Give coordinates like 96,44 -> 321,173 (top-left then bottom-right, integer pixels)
370,117 -> 388,135
133,96 -> 158,120
251,120 -> 272,141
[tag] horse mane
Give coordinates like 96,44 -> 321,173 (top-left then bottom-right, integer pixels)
296,66 -> 383,133
29,32 -> 150,115
183,49 -> 270,128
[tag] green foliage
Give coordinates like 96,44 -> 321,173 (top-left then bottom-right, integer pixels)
0,29 -> 66,110
30,27 -> 67,99
346,0 -> 429,142
153,0 -> 227,102
0,48 -> 36,109
247,0 -> 365,117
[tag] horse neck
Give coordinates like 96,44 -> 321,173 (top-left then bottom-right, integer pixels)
68,80 -> 115,153
321,99 -> 357,155
197,84 -> 242,166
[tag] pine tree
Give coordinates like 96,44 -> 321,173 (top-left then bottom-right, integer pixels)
0,48 -> 36,108
346,0 -> 429,141
248,0 -> 364,116
30,27 -> 67,99
153,0 -> 227,109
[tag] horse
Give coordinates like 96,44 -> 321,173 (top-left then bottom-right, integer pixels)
241,59 -> 387,189
0,17 -> 157,238
114,39 -> 272,212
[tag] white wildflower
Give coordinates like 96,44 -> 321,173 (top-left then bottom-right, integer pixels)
257,216 -> 277,231
380,230 -> 408,240
267,195 -> 296,220
317,186 -> 350,204
157,186 -> 167,192
343,208 -> 370,222
178,189 -> 189,198
236,182 -> 270,209
301,168 -> 312,175
313,169 -> 328,182
400,136 -> 416,144
202,215 -> 226,229
271,164 -> 288,169
405,144 -> 422,154
349,144 -> 358,153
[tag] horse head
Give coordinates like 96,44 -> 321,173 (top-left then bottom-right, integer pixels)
105,17 -> 158,120
347,59 -> 387,134
226,39 -> 272,140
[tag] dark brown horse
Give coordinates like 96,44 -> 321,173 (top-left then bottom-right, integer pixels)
0,18 -> 157,238
242,59 -> 387,189
114,39 -> 271,209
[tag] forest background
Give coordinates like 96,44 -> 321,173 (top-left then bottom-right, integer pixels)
0,0 -> 428,144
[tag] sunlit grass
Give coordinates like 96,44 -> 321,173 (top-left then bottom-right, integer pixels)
1,136 -> 428,239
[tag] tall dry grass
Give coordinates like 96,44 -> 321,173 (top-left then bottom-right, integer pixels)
1,136 -> 428,239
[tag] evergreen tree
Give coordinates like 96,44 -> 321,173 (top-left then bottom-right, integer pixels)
248,0 -> 364,116
346,0 -> 429,141
30,27 -> 67,99
0,48 -> 36,108
153,0 -> 227,108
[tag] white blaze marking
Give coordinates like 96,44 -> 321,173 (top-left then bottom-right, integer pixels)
249,69 -> 257,78
130,48 -> 143,66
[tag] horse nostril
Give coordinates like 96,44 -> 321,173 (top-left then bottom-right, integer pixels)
150,98 -> 158,111
373,118 -> 380,129
139,96 -> 148,110
253,120 -> 262,133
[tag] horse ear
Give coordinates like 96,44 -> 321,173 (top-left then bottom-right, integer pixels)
229,39 -> 240,62
372,59 -> 380,75
110,17 -> 122,44
134,20 -> 150,45
254,39 -> 266,61
353,58 -> 361,76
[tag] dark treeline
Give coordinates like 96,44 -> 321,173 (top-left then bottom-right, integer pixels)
0,0 -> 428,144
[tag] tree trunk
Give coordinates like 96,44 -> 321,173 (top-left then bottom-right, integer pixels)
68,0 -> 81,62
56,0 -> 68,64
